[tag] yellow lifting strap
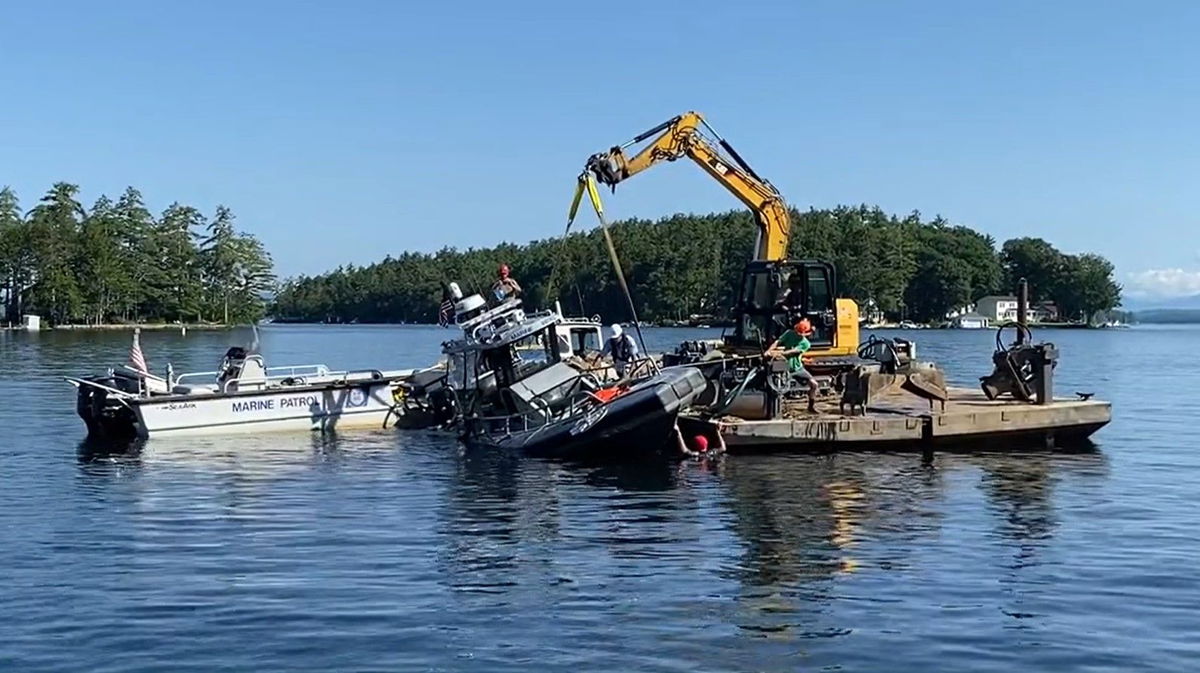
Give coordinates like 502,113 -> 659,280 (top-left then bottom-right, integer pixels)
565,174 -> 654,369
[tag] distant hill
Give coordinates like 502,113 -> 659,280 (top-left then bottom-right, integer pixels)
1125,293 -> 1200,324
1124,294 -> 1200,312
1134,308 -> 1200,324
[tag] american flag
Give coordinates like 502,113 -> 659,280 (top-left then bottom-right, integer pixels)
437,297 -> 454,328
128,328 -> 148,374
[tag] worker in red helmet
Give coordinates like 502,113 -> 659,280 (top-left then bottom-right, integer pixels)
767,318 -> 819,413
673,420 -> 726,459
491,263 -> 522,301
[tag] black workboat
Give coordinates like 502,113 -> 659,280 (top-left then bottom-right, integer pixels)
461,366 -> 706,460
438,286 -> 706,461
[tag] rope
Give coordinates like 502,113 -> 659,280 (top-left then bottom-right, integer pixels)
574,175 -> 655,371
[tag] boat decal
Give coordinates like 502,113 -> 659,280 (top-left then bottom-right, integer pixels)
232,399 -> 276,413
347,387 -> 369,408
157,402 -> 197,411
280,395 -> 322,409
569,405 -> 609,436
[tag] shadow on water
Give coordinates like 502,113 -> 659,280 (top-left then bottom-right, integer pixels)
77,435 -> 145,464
713,445 -> 1109,638
582,458 -> 680,492
963,447 -> 1110,550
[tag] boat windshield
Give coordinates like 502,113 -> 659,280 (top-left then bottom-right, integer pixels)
512,333 -> 556,375
486,326 -> 563,387
568,327 -> 601,356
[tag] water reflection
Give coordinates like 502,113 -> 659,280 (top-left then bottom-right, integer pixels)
966,449 -> 1109,558
723,455 -> 910,584
74,430 -> 409,498
69,417 -> 1112,649
436,449 -> 559,593
713,447 -> 1109,639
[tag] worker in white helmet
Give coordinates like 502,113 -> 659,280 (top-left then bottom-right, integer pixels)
601,323 -> 639,377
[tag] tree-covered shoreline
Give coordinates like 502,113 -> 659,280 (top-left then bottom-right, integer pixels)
272,205 -> 1122,325
0,183 -> 275,326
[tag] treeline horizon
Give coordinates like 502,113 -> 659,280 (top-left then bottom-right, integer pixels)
0,183 -> 275,326
272,205 -> 1122,325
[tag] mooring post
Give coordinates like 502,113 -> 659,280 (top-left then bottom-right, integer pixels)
1016,278 -> 1028,344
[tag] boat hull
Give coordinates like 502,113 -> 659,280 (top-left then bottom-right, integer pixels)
77,378 -> 402,438
462,366 -> 707,461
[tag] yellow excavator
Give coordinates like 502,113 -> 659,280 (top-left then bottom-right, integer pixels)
582,111 -> 859,361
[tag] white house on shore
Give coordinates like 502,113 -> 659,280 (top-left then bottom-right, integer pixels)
975,296 -> 1019,323
973,295 -> 1061,323
951,313 -> 989,329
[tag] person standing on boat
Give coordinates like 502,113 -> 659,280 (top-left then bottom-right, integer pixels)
602,323 -> 639,377
491,264 -> 522,301
766,318 -> 818,413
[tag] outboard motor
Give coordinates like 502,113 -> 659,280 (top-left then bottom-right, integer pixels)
75,372 -> 141,439
428,387 -> 459,426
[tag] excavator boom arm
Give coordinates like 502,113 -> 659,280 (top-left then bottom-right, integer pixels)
585,111 -> 791,261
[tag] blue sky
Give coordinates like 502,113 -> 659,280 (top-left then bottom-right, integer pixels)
2,1 -> 1198,298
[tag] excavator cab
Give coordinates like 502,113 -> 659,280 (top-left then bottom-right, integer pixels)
727,260 -> 858,359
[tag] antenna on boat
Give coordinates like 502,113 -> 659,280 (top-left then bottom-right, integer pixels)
249,324 -> 261,354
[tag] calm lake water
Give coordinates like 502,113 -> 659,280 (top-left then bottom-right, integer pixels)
2,324 -> 1197,671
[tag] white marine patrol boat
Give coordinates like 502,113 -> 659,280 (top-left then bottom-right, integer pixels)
67,344 -> 433,439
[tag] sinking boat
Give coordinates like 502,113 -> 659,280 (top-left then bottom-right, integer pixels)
67,343 -> 428,439
438,286 -> 706,460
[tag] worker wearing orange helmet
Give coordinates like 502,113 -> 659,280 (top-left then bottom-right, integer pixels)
767,318 -> 819,413
491,263 -> 522,300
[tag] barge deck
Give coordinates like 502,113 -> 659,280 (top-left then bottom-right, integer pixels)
680,386 -> 1111,452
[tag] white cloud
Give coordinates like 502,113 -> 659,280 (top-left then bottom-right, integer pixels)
1125,268 -> 1200,298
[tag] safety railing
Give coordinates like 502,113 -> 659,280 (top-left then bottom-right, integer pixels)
173,365 -> 386,392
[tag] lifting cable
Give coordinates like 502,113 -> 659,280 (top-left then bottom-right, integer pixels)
567,173 -> 655,369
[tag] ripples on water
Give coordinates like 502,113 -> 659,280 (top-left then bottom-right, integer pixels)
2,325 -> 1198,671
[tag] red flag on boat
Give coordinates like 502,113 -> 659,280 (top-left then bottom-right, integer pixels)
128,328 -> 148,374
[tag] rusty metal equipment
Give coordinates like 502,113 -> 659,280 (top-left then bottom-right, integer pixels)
840,336 -> 948,415
980,279 -> 1058,404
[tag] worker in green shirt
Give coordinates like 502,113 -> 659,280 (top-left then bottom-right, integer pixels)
766,318 -> 818,413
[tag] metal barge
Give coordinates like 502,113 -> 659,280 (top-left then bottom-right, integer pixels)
674,280 -> 1112,454
679,387 -> 1110,452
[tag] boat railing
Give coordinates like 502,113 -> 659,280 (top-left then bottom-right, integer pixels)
624,356 -> 660,380
470,376 -> 612,437
173,370 -> 223,384
264,364 -> 333,379
471,405 -> 554,436
565,390 -> 605,417
174,365 -> 389,390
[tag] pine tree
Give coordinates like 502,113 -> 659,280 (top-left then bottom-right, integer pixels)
113,187 -> 157,320
155,203 -> 205,322
200,206 -> 274,323
27,183 -> 85,323
0,188 -> 33,322
77,196 -> 127,324
200,205 -> 240,323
